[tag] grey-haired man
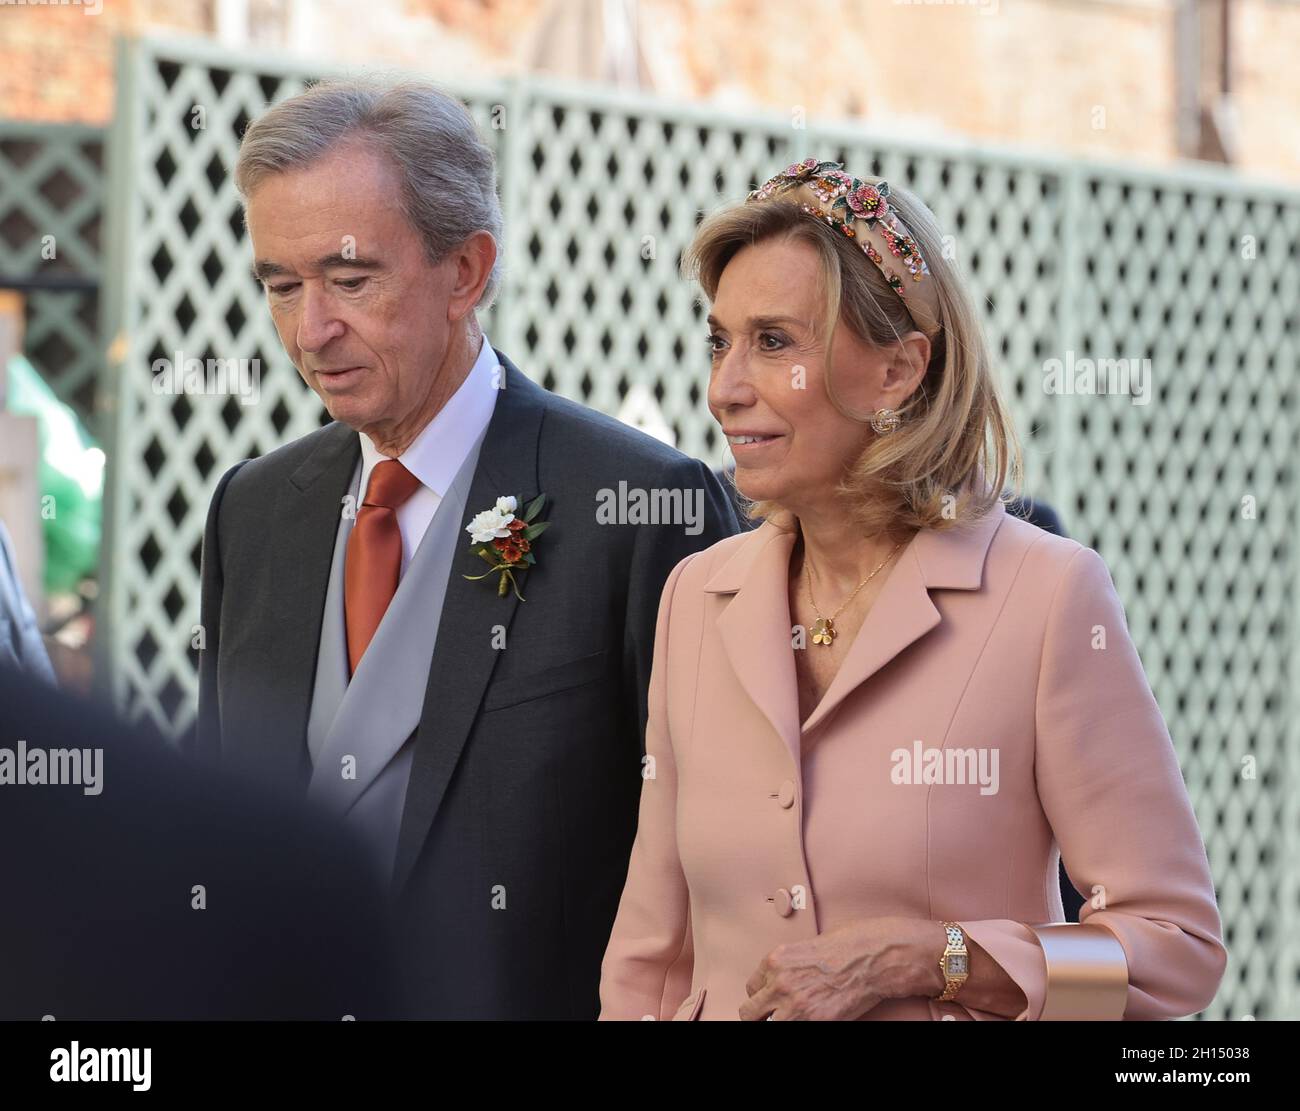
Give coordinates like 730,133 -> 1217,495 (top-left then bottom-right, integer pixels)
195,79 -> 737,1018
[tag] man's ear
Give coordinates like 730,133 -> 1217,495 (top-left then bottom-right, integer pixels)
446,231 -> 498,322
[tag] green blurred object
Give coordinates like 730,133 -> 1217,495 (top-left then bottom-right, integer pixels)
5,354 -> 104,594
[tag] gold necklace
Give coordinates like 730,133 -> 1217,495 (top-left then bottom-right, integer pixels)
805,541 -> 903,647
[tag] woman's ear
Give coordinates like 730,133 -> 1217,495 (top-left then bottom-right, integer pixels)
881,331 -> 931,406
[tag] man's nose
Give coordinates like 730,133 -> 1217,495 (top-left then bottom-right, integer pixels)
295,285 -> 345,353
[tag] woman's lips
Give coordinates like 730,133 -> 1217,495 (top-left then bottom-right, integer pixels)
727,433 -> 784,456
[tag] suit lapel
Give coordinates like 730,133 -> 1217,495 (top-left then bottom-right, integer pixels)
707,523 -> 803,769
265,422 -> 359,787
392,354 -> 544,894
706,502 -> 1008,766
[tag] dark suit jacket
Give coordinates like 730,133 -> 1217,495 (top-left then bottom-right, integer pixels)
1005,495 -> 1066,538
195,352 -> 739,1018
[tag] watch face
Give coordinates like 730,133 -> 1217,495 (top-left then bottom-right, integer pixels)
946,954 -> 969,976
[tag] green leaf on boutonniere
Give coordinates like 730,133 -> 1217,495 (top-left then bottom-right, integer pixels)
522,552 -> 536,565
522,494 -> 546,523
523,521 -> 549,541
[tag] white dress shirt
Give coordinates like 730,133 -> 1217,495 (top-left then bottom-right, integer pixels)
356,335 -> 501,576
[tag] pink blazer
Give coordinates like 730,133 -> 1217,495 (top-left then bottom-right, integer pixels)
599,500 -> 1227,1020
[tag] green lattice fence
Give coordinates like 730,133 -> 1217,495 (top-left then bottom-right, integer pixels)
0,121 -> 104,424
97,35 -> 1300,1021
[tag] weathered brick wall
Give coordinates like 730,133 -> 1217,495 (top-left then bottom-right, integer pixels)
1235,0 -> 1300,185
0,0 -> 1295,183
0,0 -> 208,122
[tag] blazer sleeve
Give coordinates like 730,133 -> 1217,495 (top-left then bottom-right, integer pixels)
0,519 -> 56,686
600,549 -> 700,1020
191,460 -> 247,768
959,544 -> 1227,1020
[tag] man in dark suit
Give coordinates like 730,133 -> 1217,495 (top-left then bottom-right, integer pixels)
195,79 -> 737,1018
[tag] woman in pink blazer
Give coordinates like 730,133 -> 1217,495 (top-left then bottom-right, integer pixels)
598,159 -> 1227,1021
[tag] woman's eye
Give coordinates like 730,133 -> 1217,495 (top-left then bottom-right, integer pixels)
758,332 -> 786,351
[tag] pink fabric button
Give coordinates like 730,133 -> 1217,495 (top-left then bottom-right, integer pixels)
777,780 -> 796,808
774,888 -> 793,917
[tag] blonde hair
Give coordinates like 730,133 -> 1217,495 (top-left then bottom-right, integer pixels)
683,185 -> 1023,536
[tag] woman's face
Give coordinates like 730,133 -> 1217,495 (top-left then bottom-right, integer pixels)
706,235 -> 926,516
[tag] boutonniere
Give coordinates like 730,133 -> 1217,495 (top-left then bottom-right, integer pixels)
463,494 -> 550,601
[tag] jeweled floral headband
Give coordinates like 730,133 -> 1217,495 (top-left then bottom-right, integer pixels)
746,157 -> 942,340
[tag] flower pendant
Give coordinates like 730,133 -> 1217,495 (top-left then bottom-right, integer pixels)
811,617 -> 836,646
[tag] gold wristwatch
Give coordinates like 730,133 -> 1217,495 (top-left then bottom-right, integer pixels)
936,921 -> 969,1001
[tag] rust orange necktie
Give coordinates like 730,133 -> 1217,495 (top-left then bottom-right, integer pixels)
344,458 -> 423,675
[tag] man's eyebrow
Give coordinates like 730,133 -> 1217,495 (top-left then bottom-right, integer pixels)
316,253 -> 384,270
705,313 -> 806,330
251,255 -> 385,282
251,259 -> 290,282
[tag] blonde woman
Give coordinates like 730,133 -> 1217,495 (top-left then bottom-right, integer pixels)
598,159 -> 1226,1021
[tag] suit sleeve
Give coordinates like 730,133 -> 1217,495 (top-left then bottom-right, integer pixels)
960,545 -> 1227,1020
600,550 -> 699,1020
621,456 -> 738,750
192,461 -> 247,768
0,520 -> 56,686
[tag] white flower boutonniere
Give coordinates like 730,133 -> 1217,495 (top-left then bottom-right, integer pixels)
463,493 -> 550,600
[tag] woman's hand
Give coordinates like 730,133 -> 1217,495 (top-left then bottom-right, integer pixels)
739,916 -> 944,1020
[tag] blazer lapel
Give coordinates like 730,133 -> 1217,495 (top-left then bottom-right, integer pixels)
799,500 -> 1008,737
392,353 -> 544,894
264,422 -> 360,787
705,522 -> 803,769
705,502 -> 1008,766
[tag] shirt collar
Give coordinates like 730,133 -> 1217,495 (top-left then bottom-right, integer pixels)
358,334 -> 500,499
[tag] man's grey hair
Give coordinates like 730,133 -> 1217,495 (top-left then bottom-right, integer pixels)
235,77 -> 504,308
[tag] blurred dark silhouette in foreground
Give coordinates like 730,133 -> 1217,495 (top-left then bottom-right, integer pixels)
0,665 -> 408,1020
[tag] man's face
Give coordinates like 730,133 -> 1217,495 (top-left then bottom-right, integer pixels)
245,139 -> 460,449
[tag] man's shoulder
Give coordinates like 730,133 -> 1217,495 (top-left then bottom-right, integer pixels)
222,421 -> 352,497
530,382 -> 696,477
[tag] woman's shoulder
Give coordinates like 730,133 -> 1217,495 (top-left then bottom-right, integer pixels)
993,506 -> 1083,565
666,519 -> 780,592
990,506 -> 1120,607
